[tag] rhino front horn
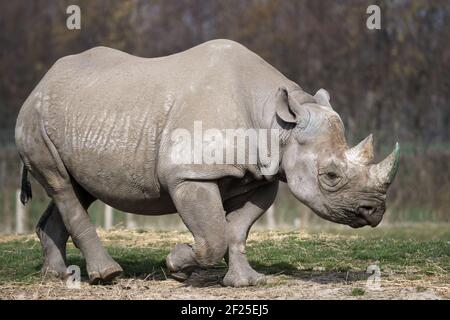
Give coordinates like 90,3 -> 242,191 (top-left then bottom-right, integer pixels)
371,142 -> 400,188
346,134 -> 374,165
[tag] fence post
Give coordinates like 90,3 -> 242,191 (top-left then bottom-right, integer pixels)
104,204 -> 113,230
266,204 -> 276,230
15,189 -> 26,234
126,214 -> 137,229
294,217 -> 301,229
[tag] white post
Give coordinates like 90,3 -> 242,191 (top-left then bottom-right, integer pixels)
126,214 -> 137,229
266,204 -> 276,230
15,189 -> 26,234
294,217 -> 301,229
104,204 -> 113,230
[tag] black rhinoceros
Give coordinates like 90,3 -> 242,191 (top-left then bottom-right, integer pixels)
15,39 -> 399,286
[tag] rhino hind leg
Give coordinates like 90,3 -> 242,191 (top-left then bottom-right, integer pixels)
20,123 -> 122,284
36,201 -> 70,278
36,185 -> 97,279
223,182 -> 278,287
166,181 -> 227,277
50,185 -> 122,284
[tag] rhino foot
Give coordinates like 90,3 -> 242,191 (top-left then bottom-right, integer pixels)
169,266 -> 202,282
87,260 -> 123,284
223,266 -> 266,287
166,243 -> 197,272
41,263 -> 69,280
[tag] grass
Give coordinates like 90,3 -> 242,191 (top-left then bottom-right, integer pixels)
351,288 -> 365,296
0,224 -> 448,287
246,228 -> 450,282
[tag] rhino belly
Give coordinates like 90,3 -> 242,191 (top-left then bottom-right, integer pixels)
60,129 -> 169,214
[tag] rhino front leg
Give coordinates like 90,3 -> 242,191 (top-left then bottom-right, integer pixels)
223,181 -> 278,287
166,181 -> 227,277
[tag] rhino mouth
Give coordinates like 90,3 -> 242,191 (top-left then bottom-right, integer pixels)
348,203 -> 385,228
348,216 -> 371,228
322,197 -> 385,228
320,207 -> 368,228
326,206 -> 383,228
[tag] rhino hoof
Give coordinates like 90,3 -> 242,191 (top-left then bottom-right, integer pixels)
223,269 -> 266,287
41,265 -> 69,280
169,266 -> 200,282
41,268 -> 69,280
88,264 -> 123,285
166,243 -> 196,273
169,271 -> 191,282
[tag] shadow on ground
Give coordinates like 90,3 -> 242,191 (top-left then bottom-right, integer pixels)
67,256 -> 367,287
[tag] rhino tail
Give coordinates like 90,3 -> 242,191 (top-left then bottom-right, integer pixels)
20,164 -> 32,205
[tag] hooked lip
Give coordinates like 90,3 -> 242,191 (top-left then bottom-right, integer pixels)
357,204 -> 382,227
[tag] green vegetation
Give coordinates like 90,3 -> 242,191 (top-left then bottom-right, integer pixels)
351,288 -> 365,296
0,225 -> 448,285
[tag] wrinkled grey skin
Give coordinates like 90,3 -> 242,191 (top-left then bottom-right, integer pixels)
15,39 -> 399,287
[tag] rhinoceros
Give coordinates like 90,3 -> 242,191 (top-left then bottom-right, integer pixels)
15,39 -> 399,286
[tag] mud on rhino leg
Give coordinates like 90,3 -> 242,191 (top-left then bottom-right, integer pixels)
223,181 -> 278,287
166,181 -> 227,279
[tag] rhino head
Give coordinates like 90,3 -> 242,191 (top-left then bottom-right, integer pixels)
275,87 -> 399,228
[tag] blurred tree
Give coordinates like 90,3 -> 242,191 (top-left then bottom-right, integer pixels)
0,0 -> 448,227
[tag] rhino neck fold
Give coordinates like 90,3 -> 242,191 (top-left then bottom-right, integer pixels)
249,88 -> 293,180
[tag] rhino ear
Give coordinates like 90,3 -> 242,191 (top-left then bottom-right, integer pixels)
275,87 -> 297,123
275,87 -> 312,125
314,88 -> 332,109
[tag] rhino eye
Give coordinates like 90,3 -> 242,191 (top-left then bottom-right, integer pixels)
326,172 -> 339,180
319,170 -> 344,191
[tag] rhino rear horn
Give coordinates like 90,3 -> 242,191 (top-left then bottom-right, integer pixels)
314,89 -> 332,110
346,134 -> 374,165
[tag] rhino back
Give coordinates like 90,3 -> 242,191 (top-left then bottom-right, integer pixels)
27,40 -> 289,209
41,47 -> 175,206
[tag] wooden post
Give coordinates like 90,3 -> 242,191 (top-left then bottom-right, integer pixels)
15,189 -> 26,234
104,204 -> 113,230
266,204 -> 276,230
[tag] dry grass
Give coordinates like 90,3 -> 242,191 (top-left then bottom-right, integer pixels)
0,227 -> 449,300
0,271 -> 446,300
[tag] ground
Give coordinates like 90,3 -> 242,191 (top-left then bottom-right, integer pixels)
0,224 -> 448,300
